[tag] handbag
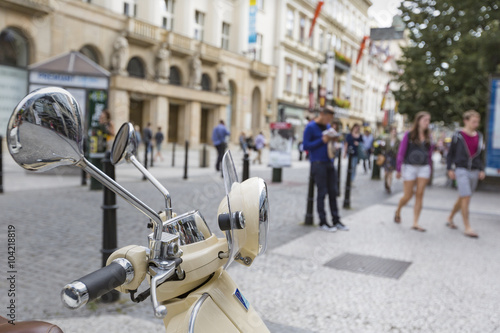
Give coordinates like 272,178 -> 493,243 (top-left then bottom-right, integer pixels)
376,154 -> 385,166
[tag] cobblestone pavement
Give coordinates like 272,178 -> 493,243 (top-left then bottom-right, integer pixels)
1,147 -> 499,332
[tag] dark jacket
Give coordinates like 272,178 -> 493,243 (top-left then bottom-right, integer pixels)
447,130 -> 484,171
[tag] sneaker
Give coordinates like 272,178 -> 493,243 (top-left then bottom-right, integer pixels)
335,221 -> 349,231
319,224 -> 337,232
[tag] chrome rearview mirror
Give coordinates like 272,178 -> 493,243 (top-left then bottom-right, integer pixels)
111,122 -> 172,220
7,87 -> 84,172
110,122 -> 137,165
6,87 -> 165,261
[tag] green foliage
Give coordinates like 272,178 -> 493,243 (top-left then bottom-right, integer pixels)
393,0 -> 500,123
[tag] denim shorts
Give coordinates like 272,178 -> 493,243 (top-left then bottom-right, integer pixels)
402,164 -> 431,181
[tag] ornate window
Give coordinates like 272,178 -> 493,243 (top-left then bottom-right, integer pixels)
194,11 -> 205,41
221,22 -> 230,50
162,0 -> 174,30
0,28 -> 29,67
169,66 -> 181,86
79,45 -> 100,64
127,57 -> 145,78
201,73 -> 211,91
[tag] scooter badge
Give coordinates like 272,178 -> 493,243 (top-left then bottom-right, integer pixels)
234,288 -> 250,311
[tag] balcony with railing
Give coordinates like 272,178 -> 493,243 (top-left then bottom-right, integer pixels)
126,18 -> 161,46
250,60 -> 270,79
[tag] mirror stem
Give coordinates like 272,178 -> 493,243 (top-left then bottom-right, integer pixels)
129,155 -> 173,220
78,158 -> 163,258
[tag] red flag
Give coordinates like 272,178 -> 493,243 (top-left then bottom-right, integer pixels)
384,55 -> 393,63
308,1 -> 324,39
355,36 -> 369,65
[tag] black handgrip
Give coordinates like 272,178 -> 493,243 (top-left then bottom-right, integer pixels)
61,259 -> 132,309
79,261 -> 126,301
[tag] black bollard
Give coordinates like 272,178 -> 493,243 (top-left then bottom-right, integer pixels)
100,152 -> 120,303
343,148 -> 353,209
337,147 -> 342,197
202,144 -> 207,168
171,142 -> 176,167
183,140 -> 189,180
242,151 -> 250,181
272,168 -> 282,183
304,166 -> 315,225
0,135 -> 3,194
143,143 -> 149,181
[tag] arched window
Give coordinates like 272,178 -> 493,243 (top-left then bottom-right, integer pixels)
0,28 -> 29,67
169,66 -> 181,85
201,73 -> 211,91
127,57 -> 145,78
79,45 -> 101,64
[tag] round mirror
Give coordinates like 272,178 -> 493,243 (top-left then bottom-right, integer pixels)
6,87 -> 84,172
110,122 -> 137,165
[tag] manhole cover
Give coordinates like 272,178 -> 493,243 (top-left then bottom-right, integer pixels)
324,253 -> 412,279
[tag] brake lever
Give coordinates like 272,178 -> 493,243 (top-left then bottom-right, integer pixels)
149,260 -> 182,318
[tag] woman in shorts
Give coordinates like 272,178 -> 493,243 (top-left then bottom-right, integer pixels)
446,110 -> 485,238
394,111 -> 432,231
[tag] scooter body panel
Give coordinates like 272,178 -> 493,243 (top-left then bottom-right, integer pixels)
164,268 -> 269,333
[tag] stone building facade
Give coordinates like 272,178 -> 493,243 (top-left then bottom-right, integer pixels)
0,0 -> 276,147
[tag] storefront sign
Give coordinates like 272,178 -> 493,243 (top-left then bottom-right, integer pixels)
0,65 -> 28,134
486,76 -> 500,176
30,71 -> 108,89
269,122 -> 293,168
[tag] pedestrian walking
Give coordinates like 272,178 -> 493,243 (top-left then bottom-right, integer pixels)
154,126 -> 165,162
303,106 -> 348,232
252,132 -> 266,164
134,124 -> 142,147
446,110 -> 485,238
343,124 -> 364,182
394,111 -> 432,232
143,122 -> 153,163
362,127 -> 374,173
382,127 -> 400,194
212,120 -> 230,171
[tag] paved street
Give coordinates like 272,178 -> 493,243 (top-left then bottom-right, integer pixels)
1,147 -> 499,332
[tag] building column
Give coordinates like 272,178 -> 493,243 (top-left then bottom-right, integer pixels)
148,96 -> 169,135
184,101 -> 201,147
108,89 -> 129,127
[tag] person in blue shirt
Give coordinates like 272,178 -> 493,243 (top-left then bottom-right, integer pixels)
303,106 -> 348,232
212,120 -> 230,171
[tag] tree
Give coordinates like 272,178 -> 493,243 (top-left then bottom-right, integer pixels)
393,0 -> 500,124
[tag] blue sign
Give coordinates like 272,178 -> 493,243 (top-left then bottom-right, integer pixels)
248,0 -> 257,44
486,77 -> 500,176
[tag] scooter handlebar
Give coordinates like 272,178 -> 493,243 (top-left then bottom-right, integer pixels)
61,258 -> 134,309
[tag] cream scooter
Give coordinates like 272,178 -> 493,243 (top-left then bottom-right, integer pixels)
6,87 -> 270,332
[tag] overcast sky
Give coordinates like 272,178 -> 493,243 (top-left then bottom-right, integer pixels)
368,0 -> 403,28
